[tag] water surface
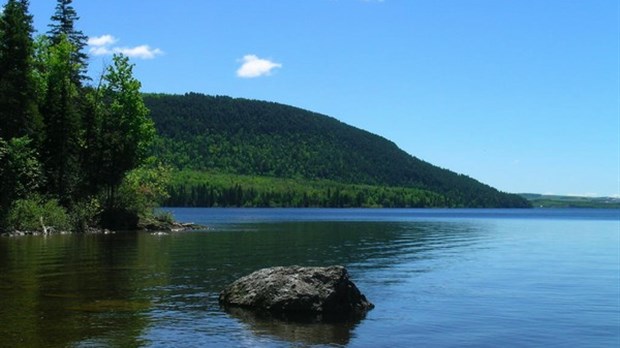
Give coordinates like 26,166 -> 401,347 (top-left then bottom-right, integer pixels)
0,208 -> 618,347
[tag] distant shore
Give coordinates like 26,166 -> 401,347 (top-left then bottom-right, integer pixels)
519,194 -> 620,209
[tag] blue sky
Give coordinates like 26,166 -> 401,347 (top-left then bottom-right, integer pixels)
27,0 -> 619,197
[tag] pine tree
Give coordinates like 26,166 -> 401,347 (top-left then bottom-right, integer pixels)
40,36 -> 82,204
47,0 -> 89,84
0,0 -> 43,141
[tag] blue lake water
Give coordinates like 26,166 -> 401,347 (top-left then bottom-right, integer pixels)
0,208 -> 618,347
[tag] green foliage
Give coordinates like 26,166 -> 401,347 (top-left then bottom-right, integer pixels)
154,209 -> 175,224
69,197 -> 101,232
521,194 -> 620,209
116,157 -> 171,216
0,136 -> 43,222
47,0 -> 89,84
0,1 -> 161,231
6,196 -> 70,232
98,54 -> 156,207
145,94 -> 530,208
166,170 -> 448,208
78,86 -> 104,198
39,34 -> 82,204
0,0 -> 43,141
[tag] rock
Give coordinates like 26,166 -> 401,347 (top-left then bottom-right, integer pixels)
137,218 -> 206,232
219,266 -> 374,321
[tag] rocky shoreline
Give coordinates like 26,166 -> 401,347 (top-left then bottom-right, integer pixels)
0,221 -> 206,237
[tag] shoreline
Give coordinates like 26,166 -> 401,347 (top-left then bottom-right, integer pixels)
0,221 -> 207,237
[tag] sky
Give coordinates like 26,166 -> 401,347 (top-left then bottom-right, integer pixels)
26,0 -> 620,197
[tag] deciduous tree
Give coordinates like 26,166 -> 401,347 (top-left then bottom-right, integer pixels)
97,54 -> 155,208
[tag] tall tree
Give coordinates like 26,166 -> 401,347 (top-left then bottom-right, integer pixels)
47,0 -> 88,84
97,54 -> 155,208
0,0 -> 42,141
78,86 -> 102,198
40,35 -> 82,204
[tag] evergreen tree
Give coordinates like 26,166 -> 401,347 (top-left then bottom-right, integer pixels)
78,86 -> 102,197
40,35 -> 82,204
47,0 -> 88,84
0,0 -> 42,141
47,0 -> 94,200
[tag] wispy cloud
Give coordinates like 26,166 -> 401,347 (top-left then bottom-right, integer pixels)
236,55 -> 282,78
88,34 -> 163,60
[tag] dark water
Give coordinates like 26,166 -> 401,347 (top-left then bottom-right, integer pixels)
0,209 -> 618,347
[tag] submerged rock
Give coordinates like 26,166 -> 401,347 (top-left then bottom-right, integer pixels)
219,266 -> 374,321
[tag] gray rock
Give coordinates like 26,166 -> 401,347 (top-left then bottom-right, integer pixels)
219,266 -> 374,321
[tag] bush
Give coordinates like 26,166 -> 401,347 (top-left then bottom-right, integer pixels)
154,209 -> 174,224
70,197 -> 102,232
116,157 -> 172,218
0,137 -> 43,226
7,196 -> 70,232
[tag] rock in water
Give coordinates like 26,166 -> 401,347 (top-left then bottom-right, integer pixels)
219,266 -> 374,321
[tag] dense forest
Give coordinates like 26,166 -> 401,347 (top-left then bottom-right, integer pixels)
144,93 -> 530,208
0,0 -> 164,232
166,171 -> 450,208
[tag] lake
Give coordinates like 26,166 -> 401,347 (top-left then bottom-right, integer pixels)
0,208 -> 618,347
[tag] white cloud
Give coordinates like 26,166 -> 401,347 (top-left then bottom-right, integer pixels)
87,34 -> 163,60
236,55 -> 282,78
87,34 -> 117,47
114,45 -> 163,60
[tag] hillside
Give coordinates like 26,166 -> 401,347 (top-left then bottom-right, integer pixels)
144,93 -> 530,208
521,194 -> 620,209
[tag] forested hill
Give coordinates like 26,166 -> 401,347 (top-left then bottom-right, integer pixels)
144,93 -> 529,208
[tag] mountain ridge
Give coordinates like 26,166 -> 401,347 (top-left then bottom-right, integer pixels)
144,92 -> 530,208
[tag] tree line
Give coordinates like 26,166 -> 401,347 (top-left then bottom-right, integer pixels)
0,0 -> 161,232
166,170 -> 451,208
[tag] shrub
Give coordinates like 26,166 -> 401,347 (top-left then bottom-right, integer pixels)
7,196 -> 70,232
154,209 -> 174,224
0,137 -> 43,226
116,157 -> 172,218
70,197 -> 102,232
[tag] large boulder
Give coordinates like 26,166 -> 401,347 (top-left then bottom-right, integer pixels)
219,266 -> 374,321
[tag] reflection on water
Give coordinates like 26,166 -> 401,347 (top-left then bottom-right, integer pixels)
0,234 -> 152,347
225,306 -> 360,346
0,209 -> 618,347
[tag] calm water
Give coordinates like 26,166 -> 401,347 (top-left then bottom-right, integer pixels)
0,208 -> 618,347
